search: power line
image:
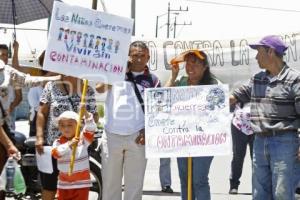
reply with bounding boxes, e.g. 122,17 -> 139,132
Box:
0,27 -> 47,32
187,0 -> 300,13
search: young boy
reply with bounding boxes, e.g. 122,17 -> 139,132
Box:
51,109 -> 96,200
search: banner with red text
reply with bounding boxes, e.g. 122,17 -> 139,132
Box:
43,1 -> 133,84
145,85 -> 231,158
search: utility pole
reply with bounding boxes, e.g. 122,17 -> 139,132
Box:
92,0 -> 97,10
131,0 -> 136,36
173,17 -> 176,38
167,2 -> 170,38
167,2 -> 188,38
174,20 -> 192,38
155,16 -> 159,38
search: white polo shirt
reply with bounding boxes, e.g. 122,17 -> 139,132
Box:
104,71 -> 160,135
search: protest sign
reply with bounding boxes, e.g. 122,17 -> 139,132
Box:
43,1 -> 133,84
145,85 -> 231,158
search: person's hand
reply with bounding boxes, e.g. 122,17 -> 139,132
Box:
95,83 -> 112,93
171,63 -> 180,80
135,129 -> 145,145
80,103 -> 92,119
68,137 -> 79,148
35,137 -> 44,155
13,40 -> 19,52
7,144 -> 20,160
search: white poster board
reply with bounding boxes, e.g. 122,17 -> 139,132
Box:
43,1 -> 133,84
145,85 -> 231,158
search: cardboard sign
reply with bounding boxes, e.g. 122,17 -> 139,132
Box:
145,85 -> 231,158
44,1 -> 133,84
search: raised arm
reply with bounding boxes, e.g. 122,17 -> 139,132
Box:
5,65 -> 61,89
95,83 -> 112,93
165,63 -> 179,87
12,41 -> 32,74
7,88 -> 22,115
231,78 -> 253,105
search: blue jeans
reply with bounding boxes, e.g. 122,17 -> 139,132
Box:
230,124 -> 254,189
159,158 -> 171,188
252,132 -> 300,200
177,156 -> 213,200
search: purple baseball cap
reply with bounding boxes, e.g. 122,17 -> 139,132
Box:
249,35 -> 288,55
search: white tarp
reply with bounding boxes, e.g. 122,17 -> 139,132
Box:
136,33 -> 300,89
43,1 -> 133,84
145,85 -> 231,158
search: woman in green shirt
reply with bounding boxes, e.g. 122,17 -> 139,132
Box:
166,49 -> 217,200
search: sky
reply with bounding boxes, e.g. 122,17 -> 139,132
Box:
1,0 -> 300,58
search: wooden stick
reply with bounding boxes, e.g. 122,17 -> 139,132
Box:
187,157 -> 192,200
68,79 -> 88,175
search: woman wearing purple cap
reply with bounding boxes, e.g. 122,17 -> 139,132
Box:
230,35 -> 300,200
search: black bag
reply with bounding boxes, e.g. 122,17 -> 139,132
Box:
0,102 -> 15,144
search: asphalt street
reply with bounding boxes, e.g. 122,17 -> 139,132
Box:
14,120 -> 299,200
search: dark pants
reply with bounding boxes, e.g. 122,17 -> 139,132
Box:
0,143 -> 7,200
29,111 -> 37,137
230,124 -> 254,189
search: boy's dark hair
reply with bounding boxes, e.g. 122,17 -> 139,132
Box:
0,44 -> 8,51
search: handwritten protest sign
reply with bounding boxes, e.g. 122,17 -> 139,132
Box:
43,1 -> 133,84
145,85 -> 231,158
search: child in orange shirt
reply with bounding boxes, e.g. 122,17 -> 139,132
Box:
52,108 -> 96,200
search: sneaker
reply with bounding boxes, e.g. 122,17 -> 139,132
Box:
229,188 -> 238,194
162,186 -> 174,193
295,187 -> 300,194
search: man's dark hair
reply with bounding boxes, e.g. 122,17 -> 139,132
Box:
0,44 -> 8,51
129,41 -> 149,55
263,46 -> 284,59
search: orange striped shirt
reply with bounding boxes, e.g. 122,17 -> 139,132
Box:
52,118 -> 96,189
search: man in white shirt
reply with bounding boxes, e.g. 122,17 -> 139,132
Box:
96,41 -> 160,200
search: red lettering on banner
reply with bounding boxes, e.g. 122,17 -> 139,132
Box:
155,133 -> 227,149
47,52 -> 124,75
50,51 -> 57,61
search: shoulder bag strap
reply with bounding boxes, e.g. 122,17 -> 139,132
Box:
126,72 -> 145,113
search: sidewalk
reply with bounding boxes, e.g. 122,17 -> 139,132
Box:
15,120 -> 300,200
15,120 -> 252,200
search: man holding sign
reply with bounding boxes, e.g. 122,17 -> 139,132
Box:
96,41 -> 160,200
